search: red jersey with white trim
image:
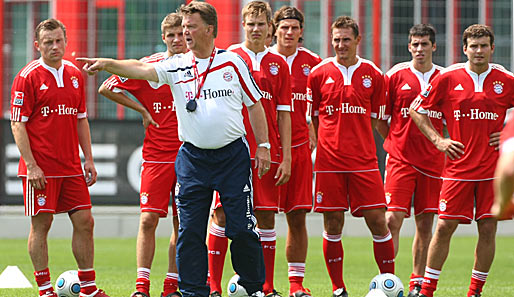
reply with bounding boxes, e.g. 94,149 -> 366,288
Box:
229,44 -> 292,162
102,52 -> 180,162
272,46 -> 322,147
308,57 -> 386,171
412,62 -> 514,180
384,62 -> 444,175
10,58 -> 86,177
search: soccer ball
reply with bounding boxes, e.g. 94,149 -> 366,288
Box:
55,270 -> 81,297
227,274 -> 248,297
369,273 -> 404,297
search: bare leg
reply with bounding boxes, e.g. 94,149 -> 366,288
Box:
412,213 -> 435,276
68,209 -> 95,269
285,210 -> 308,263
28,213 -> 54,270
136,212 -> 160,269
425,218 -> 459,270
168,215 -> 180,274
386,211 -> 405,256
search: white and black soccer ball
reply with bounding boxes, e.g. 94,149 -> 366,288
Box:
369,273 -> 404,297
227,274 -> 248,297
55,270 -> 81,297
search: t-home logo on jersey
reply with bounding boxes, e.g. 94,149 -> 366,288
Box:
454,109 -> 499,121
41,104 -> 78,117
202,88 -> 234,100
400,107 -> 442,119
326,103 -> 366,115
153,101 -> 176,113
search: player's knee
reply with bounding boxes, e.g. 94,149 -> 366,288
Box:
386,213 -> 403,233
139,214 -> 159,232
212,208 -> 226,226
323,213 -> 344,234
478,218 -> 497,239
435,219 -> 458,237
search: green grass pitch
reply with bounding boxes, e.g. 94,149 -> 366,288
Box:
1,236 -> 513,297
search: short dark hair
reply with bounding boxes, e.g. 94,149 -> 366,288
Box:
462,24 -> 494,47
179,1 -> 218,37
273,6 -> 304,28
161,13 -> 182,33
408,24 -> 436,45
35,18 -> 66,42
273,6 -> 304,43
242,1 -> 272,24
331,16 -> 359,38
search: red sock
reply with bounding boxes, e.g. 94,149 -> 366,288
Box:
78,268 -> 98,296
468,270 -> 488,296
34,268 -> 53,296
322,232 -> 345,291
135,267 -> 150,294
258,228 -> 276,294
372,231 -> 395,274
163,272 -> 179,296
288,263 -> 306,295
420,267 -> 440,297
409,273 -> 423,291
208,223 -> 228,293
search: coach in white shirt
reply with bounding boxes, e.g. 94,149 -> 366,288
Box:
78,2 -> 271,297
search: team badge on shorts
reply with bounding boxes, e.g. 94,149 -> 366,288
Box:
302,64 -> 311,76
439,199 -> 447,212
362,75 -> 372,88
316,191 -> 323,203
269,62 -> 279,76
140,192 -> 149,205
223,71 -> 233,82
70,76 -> 79,89
385,192 -> 392,204
37,194 -> 47,206
493,81 -> 504,94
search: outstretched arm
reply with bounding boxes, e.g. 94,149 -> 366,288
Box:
77,58 -> 159,82
409,107 -> 464,160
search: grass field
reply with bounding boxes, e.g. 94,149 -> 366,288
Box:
1,236 -> 513,297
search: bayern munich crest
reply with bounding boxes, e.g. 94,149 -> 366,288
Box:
223,71 -> 233,82
439,199 -> 447,212
385,192 -> 392,204
302,64 -> 311,76
71,76 -> 79,89
362,75 -> 372,88
493,81 -> 504,94
37,194 -> 47,206
269,62 -> 279,76
140,192 -> 149,205
316,191 -> 323,203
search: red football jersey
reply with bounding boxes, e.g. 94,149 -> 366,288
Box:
229,44 -> 292,162
384,62 -> 444,175
10,59 -> 86,177
308,57 -> 386,171
102,52 -> 181,162
412,63 -> 514,180
272,46 -> 322,147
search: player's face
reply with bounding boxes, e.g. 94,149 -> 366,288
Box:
182,12 -> 213,53
35,28 -> 67,68
162,26 -> 187,56
464,36 -> 494,69
408,35 -> 435,65
243,13 -> 269,45
332,27 -> 361,65
275,19 -> 303,49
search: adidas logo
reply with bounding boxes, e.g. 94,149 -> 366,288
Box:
40,84 -> 48,90
454,84 -> 464,90
325,77 -> 335,84
243,184 -> 250,192
401,83 -> 411,90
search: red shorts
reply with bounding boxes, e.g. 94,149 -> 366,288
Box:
438,179 -> 494,224
314,170 -> 386,217
140,162 -> 177,217
252,162 -> 280,211
22,176 -> 91,216
384,156 -> 441,217
279,142 -> 313,213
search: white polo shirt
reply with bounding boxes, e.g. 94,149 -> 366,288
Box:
153,49 -> 263,149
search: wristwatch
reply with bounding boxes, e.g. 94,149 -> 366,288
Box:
257,142 -> 271,149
